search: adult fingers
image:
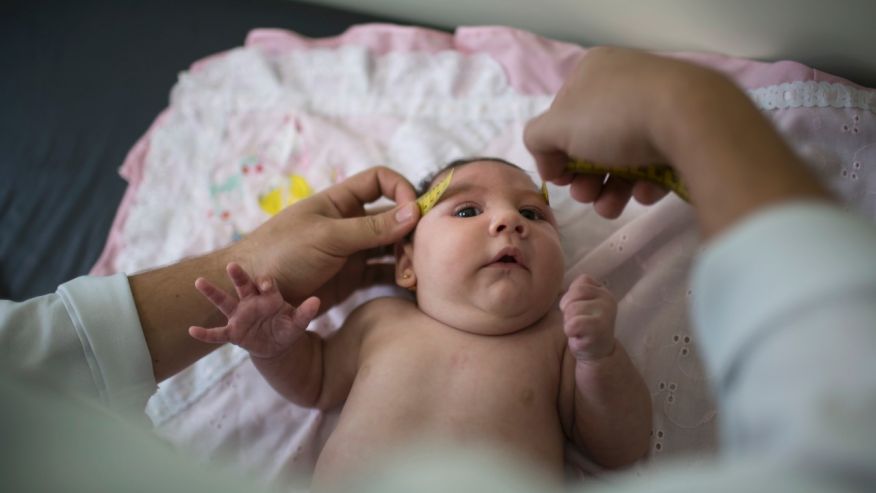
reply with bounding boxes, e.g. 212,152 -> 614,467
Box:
632,181 -> 670,205
568,174 -> 605,204
321,166 -> 418,218
524,112 -> 573,183
593,176 -> 634,220
328,202 -> 420,255
565,172 -> 669,212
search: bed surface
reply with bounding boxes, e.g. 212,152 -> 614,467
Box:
0,0 -> 410,300
4,0 -> 874,301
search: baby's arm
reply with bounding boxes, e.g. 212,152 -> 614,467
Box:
559,274 -> 652,468
189,262 -> 366,410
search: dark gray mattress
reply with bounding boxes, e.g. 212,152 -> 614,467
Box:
1,0 -> 419,300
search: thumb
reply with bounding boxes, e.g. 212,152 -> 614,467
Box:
332,201 -> 420,253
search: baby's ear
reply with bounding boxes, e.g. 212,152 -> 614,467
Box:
394,241 -> 417,290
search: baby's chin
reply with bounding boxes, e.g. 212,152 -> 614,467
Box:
418,295 -> 554,336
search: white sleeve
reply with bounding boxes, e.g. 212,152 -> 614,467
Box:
691,202 -> 876,476
0,273 -> 156,416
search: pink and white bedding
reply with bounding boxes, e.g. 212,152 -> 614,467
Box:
91,24 -> 876,488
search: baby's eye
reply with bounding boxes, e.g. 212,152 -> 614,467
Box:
520,207 -> 545,221
454,206 -> 481,218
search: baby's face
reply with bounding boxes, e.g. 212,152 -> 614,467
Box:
397,161 -> 565,335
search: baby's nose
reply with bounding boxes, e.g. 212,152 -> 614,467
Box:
490,212 -> 527,237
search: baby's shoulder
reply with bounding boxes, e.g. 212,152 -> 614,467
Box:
361,295 -> 417,310
346,297 -> 421,344
350,296 -> 418,323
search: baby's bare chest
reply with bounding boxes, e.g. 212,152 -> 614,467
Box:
316,314 -> 570,483
346,317 -> 566,429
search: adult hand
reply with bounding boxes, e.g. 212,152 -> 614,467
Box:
231,166 -> 420,311
524,47 -> 711,218
524,47 -> 828,230
131,166 -> 419,381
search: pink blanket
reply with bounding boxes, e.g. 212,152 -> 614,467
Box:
92,24 -> 876,488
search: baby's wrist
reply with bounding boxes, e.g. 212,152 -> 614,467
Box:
573,337 -> 617,363
247,343 -> 297,363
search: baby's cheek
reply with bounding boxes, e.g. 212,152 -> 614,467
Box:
544,248 -> 566,292
416,260 -> 465,301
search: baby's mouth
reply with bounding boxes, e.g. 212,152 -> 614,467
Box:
486,247 -> 528,270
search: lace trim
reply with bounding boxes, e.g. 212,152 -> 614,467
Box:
748,81 -> 876,113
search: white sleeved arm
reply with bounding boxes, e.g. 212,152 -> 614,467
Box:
691,203 -> 876,478
0,273 -> 156,416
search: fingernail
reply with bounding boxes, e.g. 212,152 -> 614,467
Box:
394,202 -> 415,224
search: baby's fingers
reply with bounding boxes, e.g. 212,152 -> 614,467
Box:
195,277 -> 237,317
562,297 -> 616,333
568,334 -> 615,362
568,335 -> 594,358
296,296 -> 321,325
563,306 -> 604,337
274,297 -> 321,346
188,325 -> 232,345
560,274 -> 608,311
227,262 -> 259,299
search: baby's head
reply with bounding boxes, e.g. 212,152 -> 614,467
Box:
395,158 -> 565,336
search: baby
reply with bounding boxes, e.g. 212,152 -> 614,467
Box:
189,158 -> 652,488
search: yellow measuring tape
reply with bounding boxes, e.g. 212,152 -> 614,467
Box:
416,168 -> 455,216
414,160 -> 687,216
565,160 -> 690,202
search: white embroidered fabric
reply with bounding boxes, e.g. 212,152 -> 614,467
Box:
748,81 -> 876,112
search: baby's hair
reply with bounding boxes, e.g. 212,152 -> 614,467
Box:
416,157 -> 522,196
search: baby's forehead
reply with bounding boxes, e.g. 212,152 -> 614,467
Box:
430,160 -> 540,191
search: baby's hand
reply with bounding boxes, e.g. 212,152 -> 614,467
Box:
560,274 -> 617,361
189,262 -> 321,359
